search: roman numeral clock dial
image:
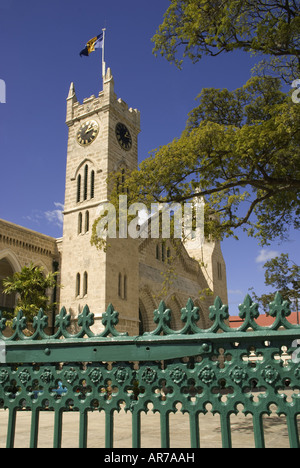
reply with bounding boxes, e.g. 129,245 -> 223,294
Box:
76,120 -> 99,146
116,122 -> 132,151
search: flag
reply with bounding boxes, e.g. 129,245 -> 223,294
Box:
80,32 -> 104,57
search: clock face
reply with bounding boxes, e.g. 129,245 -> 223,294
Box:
116,123 -> 132,151
77,120 -> 99,146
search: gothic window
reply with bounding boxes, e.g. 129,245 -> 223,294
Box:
123,275 -> 127,300
162,243 -> 166,263
167,248 -> 171,262
76,164 -> 95,203
156,243 -> 170,262
139,309 -> 144,336
217,262 -> 222,280
83,272 -> 88,296
117,273 -> 127,299
0,258 -> 17,312
84,165 -> 88,201
78,212 -> 83,235
117,168 -> 129,195
118,273 -> 122,298
90,171 -> 95,199
156,244 -> 160,260
77,175 -> 81,203
76,273 -> 81,297
85,211 -> 89,233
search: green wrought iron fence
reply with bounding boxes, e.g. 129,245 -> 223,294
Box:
0,292 -> 300,448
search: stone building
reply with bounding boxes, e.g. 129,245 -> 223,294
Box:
0,220 -> 59,319
0,70 -> 228,335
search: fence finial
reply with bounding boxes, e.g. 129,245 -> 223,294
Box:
100,303 -> 128,337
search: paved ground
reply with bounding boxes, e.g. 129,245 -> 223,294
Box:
0,406 -> 296,448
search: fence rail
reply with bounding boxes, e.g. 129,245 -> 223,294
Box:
0,293 -> 300,448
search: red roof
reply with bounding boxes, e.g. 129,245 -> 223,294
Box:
229,311 -> 300,328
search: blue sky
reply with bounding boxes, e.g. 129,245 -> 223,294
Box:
0,0 -> 299,315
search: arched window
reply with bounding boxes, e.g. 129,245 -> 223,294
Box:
78,212 -> 82,235
217,262 -> 222,280
83,272 -> 88,296
85,211 -> 89,233
117,168 -> 127,195
156,244 -> 160,260
162,243 -> 165,262
121,169 -> 125,190
139,309 -> 144,335
123,275 -> 127,300
84,165 -> 88,201
0,257 -> 17,312
76,273 -> 81,297
167,248 -> 171,262
77,175 -> 81,203
118,273 -> 122,298
90,171 -> 95,199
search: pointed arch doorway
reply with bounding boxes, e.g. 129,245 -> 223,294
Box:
0,252 -> 21,315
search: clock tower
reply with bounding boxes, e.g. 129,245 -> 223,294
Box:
59,69 -> 141,334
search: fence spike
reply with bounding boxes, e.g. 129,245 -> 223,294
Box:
238,295 -> 260,331
53,306 -> 72,338
208,296 -> 230,332
146,301 -> 173,336
32,309 -> 49,339
100,303 -> 128,337
77,305 -> 95,338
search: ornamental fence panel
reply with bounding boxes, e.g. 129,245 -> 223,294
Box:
0,293 -> 300,448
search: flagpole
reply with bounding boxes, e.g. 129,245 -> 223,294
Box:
102,28 -> 106,86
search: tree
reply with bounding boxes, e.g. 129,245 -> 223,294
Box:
94,76 -> 300,246
153,0 -> 300,83
2,263 -> 58,322
91,1 -> 300,248
250,253 -> 300,312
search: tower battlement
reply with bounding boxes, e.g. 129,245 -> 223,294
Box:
66,69 -> 140,131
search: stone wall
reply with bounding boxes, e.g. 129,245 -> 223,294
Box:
0,219 -> 60,313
